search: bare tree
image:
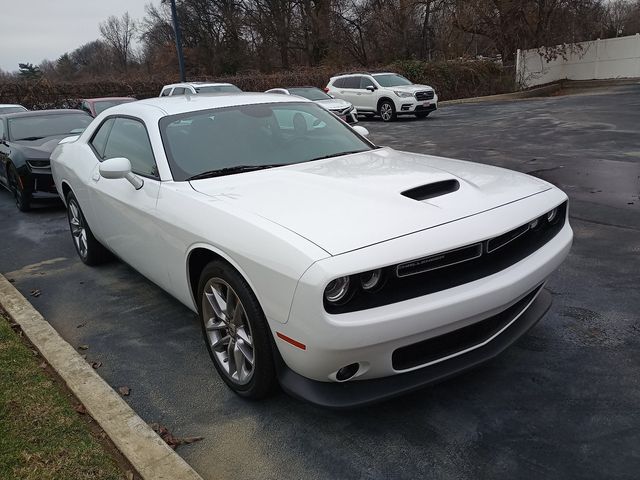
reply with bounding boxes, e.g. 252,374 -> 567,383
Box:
99,12 -> 137,73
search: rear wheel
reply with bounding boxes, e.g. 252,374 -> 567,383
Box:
378,100 -> 396,122
65,191 -> 110,265
198,260 -> 276,399
8,166 -> 31,212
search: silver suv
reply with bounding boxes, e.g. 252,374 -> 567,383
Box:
325,72 -> 438,122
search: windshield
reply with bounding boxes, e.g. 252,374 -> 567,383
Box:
195,85 -> 242,93
372,74 -> 413,87
288,87 -> 331,101
94,99 -> 135,115
8,113 -> 92,141
160,102 -> 374,181
0,106 -> 27,114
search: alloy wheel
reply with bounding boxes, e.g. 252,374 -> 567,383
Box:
202,278 -> 255,385
380,103 -> 393,121
68,200 -> 88,259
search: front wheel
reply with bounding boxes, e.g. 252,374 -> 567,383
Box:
8,166 -> 31,212
198,260 -> 276,399
378,100 -> 397,122
65,191 -> 110,265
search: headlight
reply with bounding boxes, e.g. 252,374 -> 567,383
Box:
547,207 -> 559,223
324,277 -> 351,303
394,91 -> 414,98
26,159 -> 50,168
360,269 -> 382,291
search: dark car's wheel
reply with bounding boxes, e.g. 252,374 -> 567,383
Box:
415,112 -> 430,119
8,166 -> 31,212
198,260 -> 276,399
65,191 -> 110,265
378,100 -> 397,122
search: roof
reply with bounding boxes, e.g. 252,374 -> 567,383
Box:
0,104 -> 26,108
162,82 -> 236,89
127,93 -> 310,116
83,97 -> 136,102
0,109 -> 88,119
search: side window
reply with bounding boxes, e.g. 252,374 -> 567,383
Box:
103,118 -> 159,178
171,87 -> 186,96
0,121 -> 4,140
160,88 -> 172,97
343,76 -> 361,89
333,78 -> 345,88
80,101 -> 92,114
90,118 -> 115,158
360,77 -> 375,89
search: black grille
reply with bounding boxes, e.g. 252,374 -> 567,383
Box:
392,285 -> 543,370
415,91 -> 435,101
325,202 -> 567,314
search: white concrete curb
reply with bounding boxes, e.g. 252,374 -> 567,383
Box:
0,273 -> 204,480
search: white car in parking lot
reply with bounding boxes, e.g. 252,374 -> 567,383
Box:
265,87 -> 358,124
51,93 -> 572,407
160,81 -> 241,96
326,72 -> 438,121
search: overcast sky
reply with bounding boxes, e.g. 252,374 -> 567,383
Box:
1,1 -> 159,72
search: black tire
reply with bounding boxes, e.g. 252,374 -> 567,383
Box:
378,100 -> 397,122
65,191 -> 110,265
415,112 -> 430,119
8,166 -> 31,212
198,260 -> 277,399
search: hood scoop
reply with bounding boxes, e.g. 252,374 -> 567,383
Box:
402,179 -> 460,201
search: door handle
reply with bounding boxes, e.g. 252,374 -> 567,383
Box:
91,166 -> 100,182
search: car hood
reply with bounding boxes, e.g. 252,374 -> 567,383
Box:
190,148 -> 551,255
390,84 -> 434,93
314,98 -> 352,111
13,136 -> 67,159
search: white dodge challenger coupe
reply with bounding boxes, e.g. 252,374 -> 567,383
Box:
51,93 -> 572,407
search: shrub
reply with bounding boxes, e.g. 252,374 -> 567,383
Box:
0,61 -> 514,109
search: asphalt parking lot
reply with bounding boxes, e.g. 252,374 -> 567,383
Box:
1,85 -> 639,479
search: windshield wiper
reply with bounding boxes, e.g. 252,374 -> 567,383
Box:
186,164 -> 284,181
307,149 -> 369,162
16,136 -> 44,141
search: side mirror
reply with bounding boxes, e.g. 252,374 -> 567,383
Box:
99,157 -> 143,190
352,125 -> 369,137
366,85 -> 376,92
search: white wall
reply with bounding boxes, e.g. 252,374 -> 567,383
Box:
516,34 -> 640,88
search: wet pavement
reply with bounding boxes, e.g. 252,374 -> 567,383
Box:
1,85 -> 639,479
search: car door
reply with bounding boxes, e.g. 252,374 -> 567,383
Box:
87,116 -> 168,287
358,76 -> 378,111
336,77 -> 361,108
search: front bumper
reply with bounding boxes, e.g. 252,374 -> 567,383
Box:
394,92 -> 438,114
277,287 -> 552,408
269,189 -> 571,405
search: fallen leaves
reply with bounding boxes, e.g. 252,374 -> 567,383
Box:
78,345 -> 89,351
76,322 -> 87,328
91,361 -> 102,369
74,404 -> 87,415
29,289 -> 41,297
118,386 -> 131,396
149,423 -> 203,450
